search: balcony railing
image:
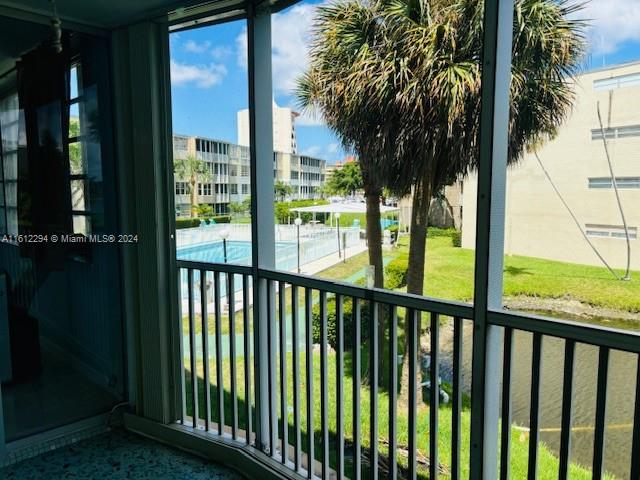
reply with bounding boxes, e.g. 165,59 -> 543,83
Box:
175,259 -> 640,479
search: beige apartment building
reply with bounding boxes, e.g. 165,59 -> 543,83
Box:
462,62 -> 640,270
237,101 -> 298,154
173,134 -> 326,216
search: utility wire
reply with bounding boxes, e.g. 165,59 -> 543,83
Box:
534,152 -> 623,281
597,102 -> 632,280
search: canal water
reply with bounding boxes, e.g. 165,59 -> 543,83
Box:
440,315 -> 639,479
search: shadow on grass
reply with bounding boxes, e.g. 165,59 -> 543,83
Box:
184,366 -> 438,480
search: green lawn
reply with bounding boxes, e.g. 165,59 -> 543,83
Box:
185,350 -> 608,479
393,232 -> 640,313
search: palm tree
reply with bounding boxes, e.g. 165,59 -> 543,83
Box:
301,0 -> 585,398
379,0 -> 585,298
374,0 -> 584,400
174,155 -> 212,218
297,0 -> 411,291
297,1 -> 415,385
274,180 -> 293,202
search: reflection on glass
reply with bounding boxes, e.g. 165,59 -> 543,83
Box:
72,214 -> 90,235
0,94 -> 19,235
70,179 -> 86,211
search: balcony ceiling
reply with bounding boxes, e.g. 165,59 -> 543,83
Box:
0,0 -> 259,29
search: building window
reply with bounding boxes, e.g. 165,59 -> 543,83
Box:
241,165 -> 249,176
594,72 -> 640,91
591,125 -> 640,140
589,177 -> 640,189
291,171 -> 298,180
585,224 -> 638,240
175,182 -> 188,195
198,183 -> 212,196
230,166 -> 238,176
231,184 -> 238,194
241,184 -> 249,195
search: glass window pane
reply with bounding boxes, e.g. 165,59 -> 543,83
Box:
70,65 -> 79,100
71,179 -> 87,211
69,104 -> 80,138
72,214 -> 90,235
69,141 -> 85,174
170,19 -> 251,265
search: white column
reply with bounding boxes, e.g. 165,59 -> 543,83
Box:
469,0 -> 514,478
247,5 -> 275,452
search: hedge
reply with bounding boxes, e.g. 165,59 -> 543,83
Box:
312,297 -> 369,350
175,215 -> 231,229
207,215 -> 231,224
452,230 -> 462,247
385,254 -> 409,290
175,218 -> 200,229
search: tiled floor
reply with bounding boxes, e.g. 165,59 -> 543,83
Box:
1,429 -> 244,480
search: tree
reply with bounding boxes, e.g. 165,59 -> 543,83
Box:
376,0 -> 585,301
380,0 -> 584,399
326,161 -> 363,196
301,0 -> 585,397
229,201 -> 247,219
297,1 -> 414,386
274,180 -> 293,202
195,203 -> 213,218
174,156 -> 212,218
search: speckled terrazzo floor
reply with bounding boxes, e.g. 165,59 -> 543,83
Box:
1,429 -> 245,479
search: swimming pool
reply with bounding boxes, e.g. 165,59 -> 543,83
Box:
177,240 -> 294,266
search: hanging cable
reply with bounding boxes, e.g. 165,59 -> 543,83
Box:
597,102 -> 632,280
534,152 -> 624,281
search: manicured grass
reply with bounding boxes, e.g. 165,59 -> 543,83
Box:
185,350 -> 607,479
394,232 -> 640,312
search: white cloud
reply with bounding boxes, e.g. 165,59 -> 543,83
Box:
294,108 -> 325,126
211,45 -> 232,59
184,39 -> 211,53
170,60 -> 227,88
575,0 -> 640,55
235,2 -> 325,95
236,29 -> 248,68
327,143 -> 339,154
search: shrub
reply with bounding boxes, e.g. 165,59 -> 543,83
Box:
312,297 -> 369,350
452,229 -> 462,247
210,215 -> 231,224
175,218 -> 200,229
427,227 -> 457,238
385,255 -> 409,290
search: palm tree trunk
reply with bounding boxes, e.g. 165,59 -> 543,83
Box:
400,174 -> 432,403
406,176 -> 432,295
190,176 -> 197,218
365,190 -> 384,289
364,187 -> 387,386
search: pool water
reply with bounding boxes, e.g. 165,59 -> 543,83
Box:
177,240 -> 294,266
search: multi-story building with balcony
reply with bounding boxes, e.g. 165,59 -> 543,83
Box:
274,152 -> 326,200
173,135 -> 326,216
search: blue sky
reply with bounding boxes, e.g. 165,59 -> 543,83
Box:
169,0 -> 640,166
